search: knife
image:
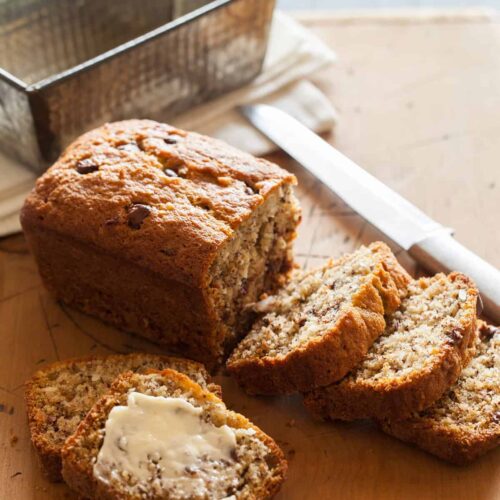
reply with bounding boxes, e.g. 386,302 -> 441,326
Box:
240,104 -> 500,323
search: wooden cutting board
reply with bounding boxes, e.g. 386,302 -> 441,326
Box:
1,9 -> 499,500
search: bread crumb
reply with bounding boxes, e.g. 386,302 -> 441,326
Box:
9,434 -> 18,447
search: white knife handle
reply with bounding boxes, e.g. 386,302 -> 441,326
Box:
409,233 -> 500,324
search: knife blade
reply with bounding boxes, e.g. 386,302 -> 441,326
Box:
240,104 -> 500,323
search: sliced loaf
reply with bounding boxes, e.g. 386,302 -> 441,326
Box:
226,242 -> 410,395
304,272 -> 478,420
25,353 -> 218,481
61,369 -> 287,499
380,321 -> 499,464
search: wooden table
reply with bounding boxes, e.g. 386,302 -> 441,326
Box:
1,9 -> 499,500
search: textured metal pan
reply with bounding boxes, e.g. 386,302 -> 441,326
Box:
0,0 -> 275,170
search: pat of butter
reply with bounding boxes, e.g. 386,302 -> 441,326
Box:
94,392 -> 237,492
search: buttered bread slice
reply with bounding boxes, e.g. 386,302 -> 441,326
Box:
25,353 -> 218,481
304,273 -> 478,421
61,369 -> 287,500
227,242 -> 410,395
381,321 -> 499,464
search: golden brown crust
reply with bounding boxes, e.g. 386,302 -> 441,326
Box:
379,417 -> 499,465
304,273 -> 478,421
21,119 -> 295,288
25,353 -> 218,482
61,369 -> 287,500
227,243 -> 411,395
370,242 -> 411,305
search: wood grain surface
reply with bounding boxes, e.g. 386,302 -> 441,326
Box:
1,10 -> 499,500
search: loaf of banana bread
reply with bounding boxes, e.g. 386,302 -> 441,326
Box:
21,120 -> 301,367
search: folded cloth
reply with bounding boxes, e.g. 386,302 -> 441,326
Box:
0,11 -> 336,237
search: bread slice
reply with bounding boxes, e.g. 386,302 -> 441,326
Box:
304,272 -> 478,420
25,353 -> 219,482
226,242 -> 411,395
380,321 -> 499,464
61,369 -> 287,499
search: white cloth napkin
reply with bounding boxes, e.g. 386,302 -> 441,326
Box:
0,12 -> 336,237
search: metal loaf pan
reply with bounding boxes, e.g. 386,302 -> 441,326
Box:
0,0 -> 275,171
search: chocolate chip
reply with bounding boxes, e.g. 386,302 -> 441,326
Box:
244,183 -> 257,195
127,204 -> 151,229
476,294 -> 484,316
264,453 -> 280,469
478,322 -> 498,340
448,328 -> 462,344
163,158 -> 188,177
163,168 -> 178,178
184,465 -> 197,475
76,159 -> 98,174
493,412 -> 500,424
163,137 -> 178,145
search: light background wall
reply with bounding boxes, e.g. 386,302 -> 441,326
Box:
277,0 -> 500,9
